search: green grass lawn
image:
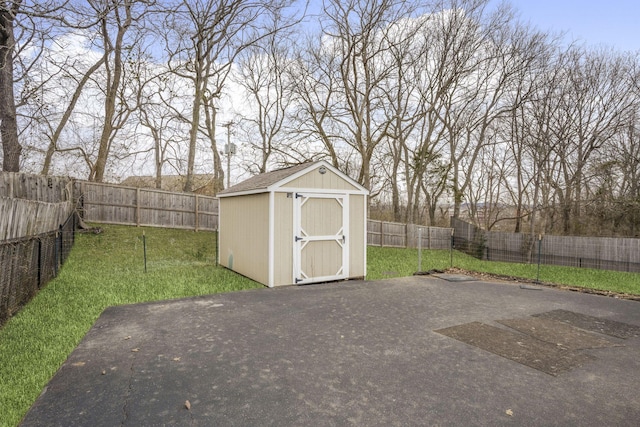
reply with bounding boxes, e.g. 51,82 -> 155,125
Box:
1,225 -> 639,426
367,246 -> 640,295
0,226 -> 260,427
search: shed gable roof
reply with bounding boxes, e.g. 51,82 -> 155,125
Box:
218,160 -> 367,196
218,162 -> 312,195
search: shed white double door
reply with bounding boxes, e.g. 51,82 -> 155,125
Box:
293,192 -> 349,284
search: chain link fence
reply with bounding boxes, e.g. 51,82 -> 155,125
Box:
0,212 -> 78,326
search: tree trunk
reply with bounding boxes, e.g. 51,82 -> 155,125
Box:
153,128 -> 162,189
184,92 -> 200,192
0,2 -> 21,172
41,56 -> 106,175
184,34 -> 205,193
203,94 -> 225,194
93,2 -> 132,182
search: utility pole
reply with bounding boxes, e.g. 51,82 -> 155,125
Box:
221,122 -> 235,188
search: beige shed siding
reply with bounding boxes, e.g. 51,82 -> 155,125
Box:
219,193 -> 269,284
273,192 -> 293,286
219,161 -> 367,287
349,194 -> 366,278
282,168 -> 360,191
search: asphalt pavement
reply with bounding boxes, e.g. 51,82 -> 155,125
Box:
20,275 -> 640,426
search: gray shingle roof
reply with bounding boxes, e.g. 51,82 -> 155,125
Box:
218,162 -> 316,195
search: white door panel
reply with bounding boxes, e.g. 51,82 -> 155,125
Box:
293,193 -> 349,284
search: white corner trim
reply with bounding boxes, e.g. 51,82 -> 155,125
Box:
268,191 -> 275,288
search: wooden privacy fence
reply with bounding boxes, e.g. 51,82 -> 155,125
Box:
0,172 -> 72,202
0,173 -> 74,240
367,220 -> 407,247
0,198 -> 73,240
367,220 -> 453,249
451,218 -> 640,273
538,235 -> 640,272
0,171 -> 77,325
77,181 -> 452,247
76,181 -> 218,231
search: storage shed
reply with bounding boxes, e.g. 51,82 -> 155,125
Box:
217,161 -> 368,287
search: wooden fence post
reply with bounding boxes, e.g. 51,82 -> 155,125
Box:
135,187 -> 141,227
195,194 -> 199,232
405,223 -> 408,248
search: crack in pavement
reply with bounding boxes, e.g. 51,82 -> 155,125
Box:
121,350 -> 138,426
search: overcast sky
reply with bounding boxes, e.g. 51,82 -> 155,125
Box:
499,0 -> 639,52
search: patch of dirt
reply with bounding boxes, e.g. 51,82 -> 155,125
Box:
444,267 -> 640,302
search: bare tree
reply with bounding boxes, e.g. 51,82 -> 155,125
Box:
27,0 -> 156,180
137,66 -> 190,188
164,0 -> 293,193
544,47 -> 637,233
233,11 -> 297,174
473,21 -> 552,233
0,1 -> 22,171
287,34 -> 343,167
574,61 -> 640,236
1,1 -> 66,171
2,1 -> 110,173
377,14 -> 430,222
611,119 -> 640,235
289,0 -> 418,195
39,52 -> 107,175
89,0 -> 150,182
324,0 -> 413,190
435,1 -> 536,219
